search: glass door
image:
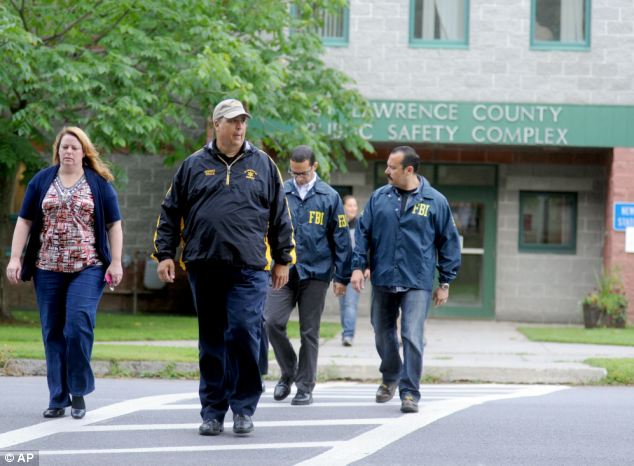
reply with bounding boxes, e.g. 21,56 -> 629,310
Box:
430,186 -> 496,319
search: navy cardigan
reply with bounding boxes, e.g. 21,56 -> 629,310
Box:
18,165 -> 122,281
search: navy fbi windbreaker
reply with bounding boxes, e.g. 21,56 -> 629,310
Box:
352,176 -> 461,291
285,177 -> 352,284
153,141 -> 295,270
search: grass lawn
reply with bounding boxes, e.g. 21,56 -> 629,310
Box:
518,325 -> 634,384
3,310 -> 200,341
517,326 -> 634,347
0,310 -> 341,363
1,341 -> 199,362
586,358 -> 634,385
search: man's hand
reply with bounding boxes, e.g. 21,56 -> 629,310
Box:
433,287 -> 449,306
351,269 -> 370,293
157,259 -> 176,283
272,264 -> 289,289
333,282 -> 346,297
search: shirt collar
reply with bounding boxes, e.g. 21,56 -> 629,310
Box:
293,173 -> 318,199
293,172 -> 317,193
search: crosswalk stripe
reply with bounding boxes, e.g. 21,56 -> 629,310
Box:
68,418 -> 393,432
39,441 -> 343,456
260,394 -> 509,400
0,392 -> 195,449
295,385 -> 570,466
152,402 -> 403,409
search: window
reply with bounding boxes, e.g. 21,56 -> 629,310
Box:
331,185 -> 353,198
318,7 -> 349,46
291,4 -> 349,47
531,0 -> 590,49
410,0 -> 469,48
437,165 -> 496,187
519,192 -> 577,253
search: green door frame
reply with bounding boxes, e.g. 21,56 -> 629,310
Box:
430,185 -> 497,319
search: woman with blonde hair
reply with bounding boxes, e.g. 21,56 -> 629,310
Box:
6,126 -> 123,419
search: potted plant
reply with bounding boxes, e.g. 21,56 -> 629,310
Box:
602,292 -> 628,328
582,268 -> 629,329
581,292 -> 602,329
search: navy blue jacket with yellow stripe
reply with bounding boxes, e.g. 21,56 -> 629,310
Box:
352,176 -> 461,291
153,141 -> 295,270
285,177 -> 351,284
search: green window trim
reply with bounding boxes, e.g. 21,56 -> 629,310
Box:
519,191 -> 578,254
290,4 -> 349,47
321,7 -> 350,47
530,0 -> 591,51
408,0 -> 470,49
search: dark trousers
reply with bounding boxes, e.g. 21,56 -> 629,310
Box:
187,264 -> 268,422
33,266 -> 105,408
259,317 -> 269,376
264,269 -> 329,393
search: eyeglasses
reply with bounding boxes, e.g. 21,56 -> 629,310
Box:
288,168 -> 313,177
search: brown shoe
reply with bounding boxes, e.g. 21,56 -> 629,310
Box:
375,382 -> 397,403
400,394 -> 419,413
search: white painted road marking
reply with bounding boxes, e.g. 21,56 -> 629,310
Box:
39,442 -> 342,456
0,392 -> 195,449
295,385 -> 569,466
69,418 -> 393,432
0,383 -> 569,465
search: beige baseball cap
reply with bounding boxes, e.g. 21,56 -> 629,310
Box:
212,99 -> 251,121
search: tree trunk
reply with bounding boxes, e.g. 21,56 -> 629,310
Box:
0,168 -> 18,321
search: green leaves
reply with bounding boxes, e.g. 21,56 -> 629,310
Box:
1,0 -> 371,173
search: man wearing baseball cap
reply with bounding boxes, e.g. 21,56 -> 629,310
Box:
154,98 -> 295,436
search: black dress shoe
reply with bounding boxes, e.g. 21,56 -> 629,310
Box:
71,395 -> 86,419
273,377 -> 292,401
232,414 -> 253,435
199,419 -> 224,436
71,408 -> 86,419
43,408 -> 65,418
291,390 -> 313,405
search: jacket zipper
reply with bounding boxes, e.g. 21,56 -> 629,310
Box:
219,153 -> 245,186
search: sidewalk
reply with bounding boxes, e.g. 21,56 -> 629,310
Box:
6,318 -> 634,384
311,317 -> 634,384
100,317 -> 634,384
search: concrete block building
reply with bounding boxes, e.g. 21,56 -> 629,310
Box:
320,0 -> 634,323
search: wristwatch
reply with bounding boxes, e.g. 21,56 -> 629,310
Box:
439,283 -> 450,290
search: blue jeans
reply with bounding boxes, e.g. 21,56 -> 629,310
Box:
338,284 -> 360,339
34,266 -> 105,409
187,264 -> 268,422
371,287 -> 431,402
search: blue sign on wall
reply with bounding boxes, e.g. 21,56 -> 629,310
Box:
614,203 -> 634,231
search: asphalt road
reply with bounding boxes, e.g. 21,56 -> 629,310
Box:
1,377 -> 633,466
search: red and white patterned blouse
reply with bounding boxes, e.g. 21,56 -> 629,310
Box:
36,175 -> 103,272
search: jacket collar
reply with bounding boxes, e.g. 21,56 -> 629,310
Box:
384,175 -> 434,202
206,140 -> 253,158
284,175 -> 328,196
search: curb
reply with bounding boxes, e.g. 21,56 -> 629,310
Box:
2,358 -> 606,385
1,359 -> 199,378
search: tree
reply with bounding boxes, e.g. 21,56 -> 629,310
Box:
0,0 -> 373,319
